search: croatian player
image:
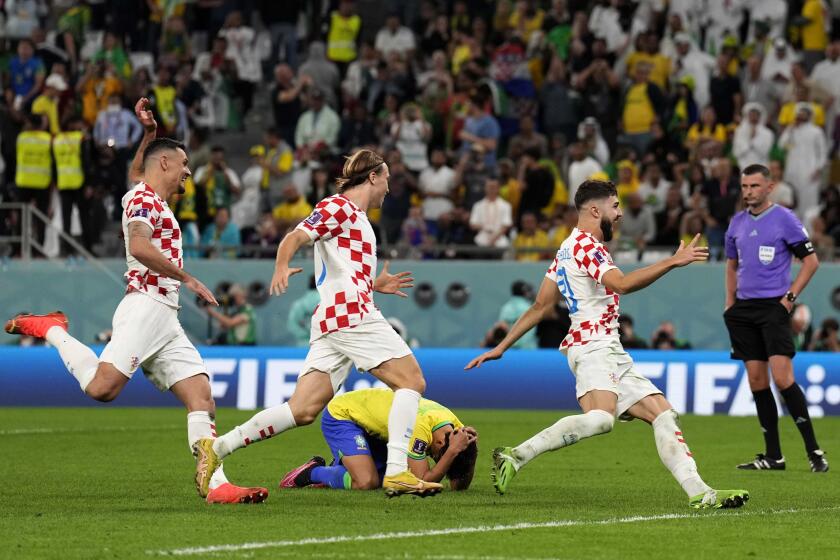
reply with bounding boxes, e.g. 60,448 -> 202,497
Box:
280,388 -> 478,491
466,179 -> 749,509
4,99 -> 266,504
194,149 -> 443,497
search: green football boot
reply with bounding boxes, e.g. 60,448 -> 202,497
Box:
689,488 -> 750,509
491,446 -> 521,495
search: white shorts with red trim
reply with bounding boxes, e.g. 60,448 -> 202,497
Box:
299,311 -> 412,392
564,338 -> 661,419
100,292 -> 205,391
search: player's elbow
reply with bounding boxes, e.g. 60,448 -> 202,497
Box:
606,281 -> 627,296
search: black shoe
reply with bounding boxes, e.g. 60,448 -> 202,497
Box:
736,453 -> 786,470
280,456 -> 326,488
808,450 -> 829,473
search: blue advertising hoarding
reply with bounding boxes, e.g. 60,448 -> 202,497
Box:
1,347 -> 839,416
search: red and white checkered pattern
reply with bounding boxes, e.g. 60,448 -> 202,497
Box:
121,183 -> 183,308
296,194 -> 377,338
546,228 -> 620,349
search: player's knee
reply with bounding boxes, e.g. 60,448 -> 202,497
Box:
86,384 -> 120,402
291,405 -> 320,426
584,409 -> 614,435
351,473 -> 380,490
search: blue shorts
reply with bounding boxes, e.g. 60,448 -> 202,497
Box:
321,409 -> 387,470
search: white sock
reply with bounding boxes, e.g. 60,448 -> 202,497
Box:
46,326 -> 99,392
385,388 -> 421,477
512,409 -> 614,468
652,409 -> 711,497
212,402 -> 296,460
187,410 -> 229,490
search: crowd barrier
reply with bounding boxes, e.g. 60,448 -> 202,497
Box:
1,347 -> 839,416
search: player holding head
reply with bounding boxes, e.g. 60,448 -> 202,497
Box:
194,149 -> 443,497
724,164 -> 826,472
280,388 -> 478,491
466,179 -> 749,509
5,98 -> 266,504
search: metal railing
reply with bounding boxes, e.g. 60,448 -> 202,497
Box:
0,202 -> 209,339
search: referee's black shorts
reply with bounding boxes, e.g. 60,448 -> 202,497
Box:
723,298 -> 795,361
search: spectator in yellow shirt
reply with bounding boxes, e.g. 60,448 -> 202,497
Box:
625,31 -> 671,91
513,212 -> 550,261
800,0 -> 828,71
32,74 -> 68,134
272,184 -> 313,236
685,106 -> 727,153
778,85 -> 826,128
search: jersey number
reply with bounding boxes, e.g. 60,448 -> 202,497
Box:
556,269 -> 578,313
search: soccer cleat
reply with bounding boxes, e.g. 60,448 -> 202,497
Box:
193,438 -> 221,498
736,453 -> 786,470
279,456 -> 326,488
491,446 -> 520,495
382,470 -> 442,497
206,482 -> 268,504
689,489 -> 749,509
5,311 -> 68,338
808,450 -> 829,473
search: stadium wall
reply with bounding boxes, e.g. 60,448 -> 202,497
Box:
2,260 -> 839,350
1,347 -> 839,416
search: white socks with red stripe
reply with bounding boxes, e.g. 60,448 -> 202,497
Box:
45,326 -> 99,392
212,402 -> 297,460
384,388 -> 422,477
652,409 -> 711,497
187,411 -> 229,491
512,409 -> 615,468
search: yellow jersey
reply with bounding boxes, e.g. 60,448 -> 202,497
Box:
32,95 -> 60,134
327,388 -> 463,460
272,198 -> 313,223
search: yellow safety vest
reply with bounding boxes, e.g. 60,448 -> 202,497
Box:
327,12 -> 360,63
16,131 -> 53,189
53,131 -> 85,190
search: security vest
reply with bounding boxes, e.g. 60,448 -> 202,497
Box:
15,131 -> 53,189
52,131 -> 85,190
327,12 -> 361,63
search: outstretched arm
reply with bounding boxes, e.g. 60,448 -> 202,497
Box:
128,98 -> 157,183
465,277 -> 560,370
127,222 -> 218,305
601,234 -> 709,296
269,229 -> 309,295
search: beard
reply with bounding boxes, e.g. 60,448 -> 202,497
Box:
600,217 -> 614,242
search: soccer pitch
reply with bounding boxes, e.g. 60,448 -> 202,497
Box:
1,408 -> 837,559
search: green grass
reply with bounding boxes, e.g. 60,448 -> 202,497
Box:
0,407 -> 837,559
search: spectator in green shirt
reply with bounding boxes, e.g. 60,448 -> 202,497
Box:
498,280 -> 538,349
206,284 -> 257,346
287,275 -> 321,347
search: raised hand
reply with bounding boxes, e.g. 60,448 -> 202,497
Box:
464,347 -> 503,370
374,260 -> 414,298
269,265 -> 303,296
134,97 -> 157,133
671,233 -> 709,267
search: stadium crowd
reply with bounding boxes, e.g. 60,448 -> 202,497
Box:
1,0 -> 839,262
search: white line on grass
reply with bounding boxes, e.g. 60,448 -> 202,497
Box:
0,425 -> 181,436
149,506 -> 840,557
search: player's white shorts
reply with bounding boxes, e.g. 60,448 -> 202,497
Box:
300,312 -> 412,392
99,292 -> 205,391
564,338 -> 662,419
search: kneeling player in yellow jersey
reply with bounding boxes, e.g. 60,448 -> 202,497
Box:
281,388 -> 478,493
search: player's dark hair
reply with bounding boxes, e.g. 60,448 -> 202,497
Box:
142,138 -> 186,164
441,430 -> 478,491
741,164 -> 770,179
336,149 -> 385,193
574,179 -> 618,210
210,145 -> 225,153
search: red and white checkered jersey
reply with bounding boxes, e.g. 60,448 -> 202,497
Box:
121,183 -> 183,308
296,194 -> 380,340
546,227 -> 620,350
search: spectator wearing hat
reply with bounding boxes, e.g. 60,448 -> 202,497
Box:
671,32 -> 715,110
577,117 -> 610,167
733,103 -> 775,170
779,103 -> 828,217
567,142 -> 603,202
32,73 -> 69,134
232,145 -> 266,240
761,38 -> 796,100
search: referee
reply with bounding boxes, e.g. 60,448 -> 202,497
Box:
723,164 -> 827,472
